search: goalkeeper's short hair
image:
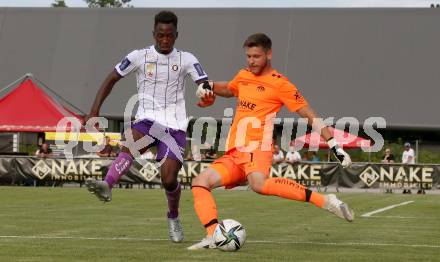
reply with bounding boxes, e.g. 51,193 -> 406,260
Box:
243,33 -> 272,52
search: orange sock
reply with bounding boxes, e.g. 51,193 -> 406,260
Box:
261,177 -> 325,208
192,186 -> 218,236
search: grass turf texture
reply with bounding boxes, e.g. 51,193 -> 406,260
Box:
0,187 -> 439,261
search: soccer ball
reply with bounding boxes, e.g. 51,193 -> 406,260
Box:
213,219 -> 246,251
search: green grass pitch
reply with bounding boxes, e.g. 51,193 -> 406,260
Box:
0,187 -> 439,261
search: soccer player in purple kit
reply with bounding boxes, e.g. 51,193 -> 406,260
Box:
83,11 -> 211,243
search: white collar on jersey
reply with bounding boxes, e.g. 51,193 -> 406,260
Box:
150,45 -> 177,57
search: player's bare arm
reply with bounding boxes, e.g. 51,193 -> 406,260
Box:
196,81 -> 235,107
84,70 -> 122,124
297,105 -> 351,167
296,106 -> 333,140
212,81 -> 235,97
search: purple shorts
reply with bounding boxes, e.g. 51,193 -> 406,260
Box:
131,119 -> 186,162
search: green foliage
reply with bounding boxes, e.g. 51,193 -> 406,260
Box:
19,143 -> 37,156
418,149 -> 440,164
51,0 -> 68,7
84,0 -> 132,7
321,140 -> 440,164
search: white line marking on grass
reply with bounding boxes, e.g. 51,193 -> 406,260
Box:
361,201 -> 414,217
0,235 -> 169,241
250,240 -> 440,249
364,215 -> 436,219
0,235 -> 439,249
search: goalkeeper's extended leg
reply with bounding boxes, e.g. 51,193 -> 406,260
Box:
248,172 -> 354,222
187,168 -> 225,250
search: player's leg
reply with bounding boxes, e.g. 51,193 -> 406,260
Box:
247,172 -> 325,207
155,128 -> 187,243
245,150 -> 354,222
188,154 -> 245,250
247,173 -> 354,222
159,158 -> 185,243
191,167 -> 224,233
85,121 -> 153,202
187,167 -> 223,250
160,158 -> 182,218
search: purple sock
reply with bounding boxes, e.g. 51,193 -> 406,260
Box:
166,183 -> 181,219
104,152 -> 133,189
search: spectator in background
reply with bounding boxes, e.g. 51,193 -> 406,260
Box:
204,146 -> 217,160
272,145 -> 285,164
285,146 -> 301,164
97,136 -> 116,157
184,150 -> 193,161
114,142 -> 123,156
402,142 -> 415,164
402,143 -> 414,193
193,145 -> 203,161
185,145 -> 202,161
35,143 -> 52,157
143,148 -> 156,160
310,152 -> 320,162
381,147 -> 395,163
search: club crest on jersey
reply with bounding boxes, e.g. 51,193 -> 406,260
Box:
146,63 -> 155,77
256,86 -> 265,92
294,91 -> 304,102
172,64 -> 179,71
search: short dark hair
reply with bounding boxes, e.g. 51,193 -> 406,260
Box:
154,11 -> 178,28
243,33 -> 272,52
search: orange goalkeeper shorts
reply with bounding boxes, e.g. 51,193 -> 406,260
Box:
210,148 -> 273,188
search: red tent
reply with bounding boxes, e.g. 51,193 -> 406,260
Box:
0,78 -> 82,132
293,127 -> 371,149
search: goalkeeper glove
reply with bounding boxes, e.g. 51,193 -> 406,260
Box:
327,138 -> 352,168
196,81 -> 214,99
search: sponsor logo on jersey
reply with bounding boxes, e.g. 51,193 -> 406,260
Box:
256,86 -> 265,92
172,64 -> 179,71
119,57 -> 131,71
238,99 -> 256,110
193,63 -> 205,76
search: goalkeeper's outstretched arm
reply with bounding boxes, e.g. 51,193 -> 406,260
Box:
211,81 -> 235,97
196,81 -> 235,107
297,106 -> 352,167
196,81 -> 234,99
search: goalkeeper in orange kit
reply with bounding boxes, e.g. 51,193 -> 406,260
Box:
188,33 -> 354,250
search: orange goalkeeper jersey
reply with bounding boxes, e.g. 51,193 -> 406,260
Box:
225,68 -> 308,152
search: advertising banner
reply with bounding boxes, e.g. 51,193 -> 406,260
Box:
0,157 -> 438,190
